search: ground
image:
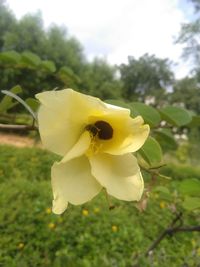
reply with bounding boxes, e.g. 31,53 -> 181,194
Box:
0,132 -> 40,147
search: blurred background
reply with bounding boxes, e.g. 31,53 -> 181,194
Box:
0,0 -> 200,266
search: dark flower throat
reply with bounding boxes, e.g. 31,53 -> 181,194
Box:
86,120 -> 113,140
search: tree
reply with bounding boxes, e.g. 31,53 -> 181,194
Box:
169,77 -> 200,114
79,58 -> 122,99
119,54 -> 174,103
2,13 -> 85,72
177,0 -> 200,70
3,12 -> 46,54
191,0 -> 200,10
0,3 -> 86,98
44,25 -> 85,72
0,0 -> 16,51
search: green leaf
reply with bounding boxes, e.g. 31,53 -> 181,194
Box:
0,85 -> 22,112
25,98 -> 40,112
8,85 -> 22,95
1,90 -> 36,120
154,186 -> 170,194
131,102 -> 161,127
154,186 -> 172,201
21,52 -> 41,67
58,67 -> 80,84
138,137 -> 163,166
188,115 -> 200,127
154,129 -> 178,151
0,51 -> 21,64
179,179 -> 200,197
182,197 -> 200,211
41,60 -> 56,73
159,106 -> 192,126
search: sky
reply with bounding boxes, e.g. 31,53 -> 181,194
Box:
6,0 -> 195,78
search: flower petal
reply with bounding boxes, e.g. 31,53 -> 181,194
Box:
36,89 -> 106,156
52,196 -> 68,215
51,156 -> 102,214
99,115 -> 150,155
111,116 -> 150,154
61,131 -> 91,163
90,153 -> 144,201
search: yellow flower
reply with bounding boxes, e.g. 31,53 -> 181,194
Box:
36,89 -> 149,214
94,207 -> 100,213
112,225 -> 118,232
18,243 -> 24,249
82,209 -> 89,216
45,208 -> 52,214
159,201 -> 166,209
48,222 -> 56,229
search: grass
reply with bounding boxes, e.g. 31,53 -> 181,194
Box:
0,145 -> 200,267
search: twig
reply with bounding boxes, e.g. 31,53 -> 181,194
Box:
167,225 -> 200,233
139,163 -> 170,181
103,188 -> 115,210
148,163 -> 167,170
0,123 -> 38,131
145,212 -> 200,256
145,212 -> 182,256
145,224 -> 200,256
132,212 -> 200,266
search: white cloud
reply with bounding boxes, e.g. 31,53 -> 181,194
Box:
6,0 -> 192,78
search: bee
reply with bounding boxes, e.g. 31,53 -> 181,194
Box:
85,120 -> 113,140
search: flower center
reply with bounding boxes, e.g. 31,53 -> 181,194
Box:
86,120 -> 113,140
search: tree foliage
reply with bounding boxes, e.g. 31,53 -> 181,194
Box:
0,0 -> 16,50
80,58 -> 122,99
169,77 -> 200,114
1,9 -> 85,72
177,0 -> 200,72
120,54 -> 174,102
0,1 -> 122,102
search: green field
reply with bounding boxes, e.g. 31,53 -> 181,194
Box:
0,145 -> 200,267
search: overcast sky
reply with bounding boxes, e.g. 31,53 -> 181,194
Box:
6,0 -> 195,78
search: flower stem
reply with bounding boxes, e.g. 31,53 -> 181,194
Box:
103,188 -> 115,210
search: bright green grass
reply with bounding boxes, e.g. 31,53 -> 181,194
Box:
0,145 -> 200,267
